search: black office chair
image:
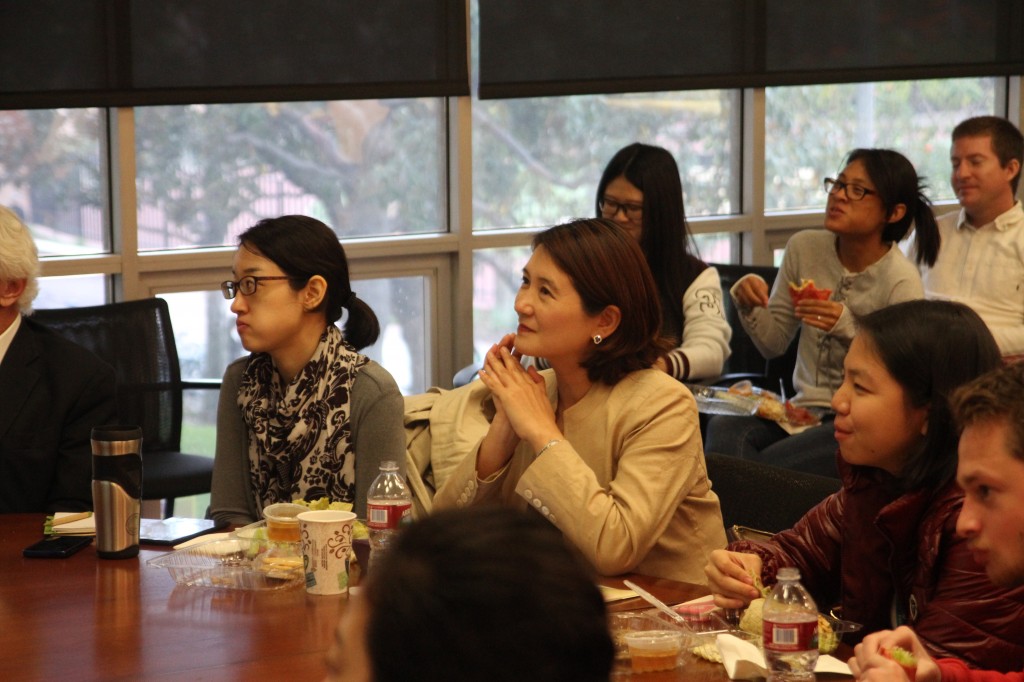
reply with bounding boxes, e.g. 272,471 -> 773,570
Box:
704,452 -> 840,538
33,298 -> 215,516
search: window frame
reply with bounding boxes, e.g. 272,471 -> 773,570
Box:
34,77 -> 1024,388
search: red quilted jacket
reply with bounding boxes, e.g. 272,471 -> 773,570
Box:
730,455 -> 1024,671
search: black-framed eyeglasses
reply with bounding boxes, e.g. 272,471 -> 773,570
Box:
823,177 -> 877,201
220,276 -> 300,299
598,197 -> 644,221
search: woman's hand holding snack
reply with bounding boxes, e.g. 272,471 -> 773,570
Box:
789,279 -> 840,331
796,299 -> 843,332
849,626 -> 939,682
704,550 -> 763,609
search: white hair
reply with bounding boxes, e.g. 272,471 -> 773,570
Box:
0,205 -> 40,314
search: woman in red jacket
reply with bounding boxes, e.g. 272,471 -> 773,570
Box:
704,300 -> 1024,670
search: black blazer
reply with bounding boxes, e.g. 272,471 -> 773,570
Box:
0,316 -> 117,513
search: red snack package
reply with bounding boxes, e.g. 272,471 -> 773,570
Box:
788,279 -> 832,305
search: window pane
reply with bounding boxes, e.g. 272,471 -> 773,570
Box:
0,109 -> 108,255
135,100 -> 446,250
472,246 -> 531,362
693,233 -> 734,265
34,275 -> 107,309
472,90 -> 741,230
765,78 -> 998,212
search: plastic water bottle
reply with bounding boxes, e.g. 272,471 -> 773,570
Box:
762,567 -> 819,682
365,460 -> 412,569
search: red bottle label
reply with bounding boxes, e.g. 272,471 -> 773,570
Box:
763,618 -> 817,652
366,502 -> 411,530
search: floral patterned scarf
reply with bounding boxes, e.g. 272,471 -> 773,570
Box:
238,325 -> 369,511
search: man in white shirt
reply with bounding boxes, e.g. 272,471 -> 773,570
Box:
918,116 -> 1024,357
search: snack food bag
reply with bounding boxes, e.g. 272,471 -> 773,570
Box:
789,279 -> 832,305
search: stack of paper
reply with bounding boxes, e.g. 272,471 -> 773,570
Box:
47,512 -> 96,535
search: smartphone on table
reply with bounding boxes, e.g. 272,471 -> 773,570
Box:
23,535 -> 94,558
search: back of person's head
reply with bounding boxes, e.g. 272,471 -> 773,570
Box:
0,205 -> 41,314
951,361 -> 1024,463
843,148 -> 940,267
237,215 -> 380,350
856,300 -> 1001,489
365,507 -> 614,682
952,115 -> 1024,194
595,143 -> 698,335
532,217 -> 670,384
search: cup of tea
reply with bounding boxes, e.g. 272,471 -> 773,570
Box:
262,503 -> 307,543
624,630 -> 685,673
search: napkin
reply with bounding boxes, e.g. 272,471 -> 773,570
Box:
48,512 -> 96,535
717,633 -> 851,679
599,585 -> 638,603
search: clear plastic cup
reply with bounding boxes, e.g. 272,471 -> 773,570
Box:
624,630 -> 685,673
262,503 -> 307,543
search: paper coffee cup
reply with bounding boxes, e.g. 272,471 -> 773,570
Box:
297,510 -> 356,596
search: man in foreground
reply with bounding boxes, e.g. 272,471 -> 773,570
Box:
849,361 -> 1024,681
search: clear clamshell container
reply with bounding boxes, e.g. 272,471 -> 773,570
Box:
147,520 -> 303,591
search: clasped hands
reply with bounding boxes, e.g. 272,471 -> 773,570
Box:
477,334 -> 562,464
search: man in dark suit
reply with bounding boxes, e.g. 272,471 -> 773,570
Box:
0,205 -> 117,513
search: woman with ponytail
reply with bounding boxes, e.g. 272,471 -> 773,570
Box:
706,148 -> 938,476
211,215 -> 404,525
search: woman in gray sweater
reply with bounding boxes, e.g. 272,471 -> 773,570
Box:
211,215 -> 404,526
705,148 -> 940,476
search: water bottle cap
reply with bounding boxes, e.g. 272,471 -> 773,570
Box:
777,567 -> 800,581
379,460 -> 399,471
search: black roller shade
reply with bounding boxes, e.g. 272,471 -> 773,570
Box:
0,0 -> 469,109
478,0 -> 1023,99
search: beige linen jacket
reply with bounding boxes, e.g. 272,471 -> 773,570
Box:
430,368 -> 727,585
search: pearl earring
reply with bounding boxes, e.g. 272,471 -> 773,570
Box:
592,334 -> 603,345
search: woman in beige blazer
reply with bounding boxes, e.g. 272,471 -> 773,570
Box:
434,218 -> 726,584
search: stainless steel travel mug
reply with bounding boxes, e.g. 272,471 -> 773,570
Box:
91,425 -> 143,559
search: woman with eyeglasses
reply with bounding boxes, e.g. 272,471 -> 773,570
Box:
705,148 -> 939,477
596,143 -> 732,381
210,215 -> 404,526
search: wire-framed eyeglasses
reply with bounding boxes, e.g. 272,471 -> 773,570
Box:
220,276 -> 301,299
598,197 -> 644,221
823,177 -> 877,201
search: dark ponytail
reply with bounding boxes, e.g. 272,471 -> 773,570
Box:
908,196 -> 940,267
342,293 -> 381,351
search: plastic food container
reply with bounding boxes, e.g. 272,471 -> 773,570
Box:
689,627 -> 761,663
147,531 -> 303,591
624,629 -> 686,672
608,612 -> 689,660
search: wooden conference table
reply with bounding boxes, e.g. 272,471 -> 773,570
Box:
0,514 -> 846,681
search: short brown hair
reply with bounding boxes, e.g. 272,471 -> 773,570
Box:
531,218 -> 671,385
951,361 -> 1024,462
952,116 -> 1024,194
